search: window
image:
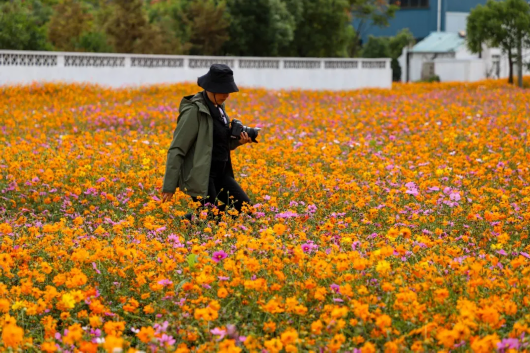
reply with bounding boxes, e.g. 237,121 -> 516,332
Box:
390,0 -> 429,8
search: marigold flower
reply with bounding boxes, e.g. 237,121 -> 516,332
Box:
137,326 -> 155,343
264,338 -> 283,353
2,322 -> 24,348
103,335 -> 123,353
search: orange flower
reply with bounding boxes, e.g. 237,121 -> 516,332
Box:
103,335 -> 123,353
0,299 -> 10,312
217,287 -> 228,298
41,341 -> 58,352
375,314 -> 392,331
137,326 -> 155,343
264,338 -> 283,353
2,322 -> 24,348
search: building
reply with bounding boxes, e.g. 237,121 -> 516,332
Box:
398,31 -> 527,82
359,0 -> 486,43
398,31 -> 474,82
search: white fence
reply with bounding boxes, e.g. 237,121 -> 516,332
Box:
0,50 -> 392,90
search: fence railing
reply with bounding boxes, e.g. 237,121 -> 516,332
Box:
0,50 -> 392,90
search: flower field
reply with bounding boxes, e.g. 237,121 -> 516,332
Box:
0,80 -> 529,353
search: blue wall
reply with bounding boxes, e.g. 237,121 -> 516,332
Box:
357,0 -> 486,43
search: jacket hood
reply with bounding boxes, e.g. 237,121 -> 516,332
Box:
179,93 -> 201,112
179,92 -> 226,117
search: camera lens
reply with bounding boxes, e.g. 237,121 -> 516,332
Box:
243,126 -> 260,141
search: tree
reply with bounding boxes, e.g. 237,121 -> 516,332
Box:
467,0 -> 530,87
223,0 -> 296,57
145,0 -> 193,54
48,0 -> 92,51
75,31 -> 114,53
0,0 -> 51,50
134,22 -> 180,55
184,0 -> 230,55
349,0 -> 398,57
288,0 -> 355,57
104,0 -> 149,53
362,28 -> 414,81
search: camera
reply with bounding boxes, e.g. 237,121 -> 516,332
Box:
230,119 -> 260,143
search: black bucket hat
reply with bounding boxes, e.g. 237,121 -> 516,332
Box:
197,64 -> 239,94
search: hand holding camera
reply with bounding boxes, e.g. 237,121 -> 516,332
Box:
239,131 -> 252,145
230,119 -> 260,143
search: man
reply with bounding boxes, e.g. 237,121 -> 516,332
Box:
161,64 -> 252,222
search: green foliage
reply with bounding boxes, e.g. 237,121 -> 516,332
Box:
362,35 -> 389,58
362,29 -> 415,81
467,0 -> 530,86
388,28 -> 415,58
0,0 -> 51,50
184,0 -> 230,56
223,0 -> 296,56
75,31 -> 113,53
289,0 -> 354,58
105,0 -> 150,53
47,0 -> 92,51
0,0 -> 398,57
349,0 -> 398,57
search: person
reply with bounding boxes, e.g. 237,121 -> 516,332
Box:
161,64 -> 253,222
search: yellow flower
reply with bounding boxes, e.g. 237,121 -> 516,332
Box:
376,260 -> 391,274
60,293 -> 76,310
11,301 -> 25,311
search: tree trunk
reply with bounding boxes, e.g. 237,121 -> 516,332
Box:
350,31 -> 362,57
517,34 -> 523,88
508,49 -> 514,84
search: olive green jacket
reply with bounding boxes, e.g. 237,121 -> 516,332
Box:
162,92 -> 241,197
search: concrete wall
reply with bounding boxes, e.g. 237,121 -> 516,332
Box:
0,50 -> 392,91
434,48 -> 530,82
407,52 -> 455,81
445,12 -> 469,33
434,59 -> 485,81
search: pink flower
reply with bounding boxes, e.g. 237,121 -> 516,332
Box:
406,188 -> 419,196
212,251 -> 228,263
450,192 -> 461,201
211,327 -> 226,341
157,279 -> 173,286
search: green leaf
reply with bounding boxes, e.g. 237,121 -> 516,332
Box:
187,253 -> 197,269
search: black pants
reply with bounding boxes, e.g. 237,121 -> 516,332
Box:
192,161 -> 251,216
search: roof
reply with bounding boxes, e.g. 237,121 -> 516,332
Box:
410,32 -> 465,53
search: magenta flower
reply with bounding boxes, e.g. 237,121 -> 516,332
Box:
157,279 -> 173,286
212,250 -> 228,263
211,327 -> 226,341
497,338 -> 520,352
450,191 -> 461,201
159,334 -> 176,346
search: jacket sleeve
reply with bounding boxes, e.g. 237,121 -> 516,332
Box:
162,106 -> 199,193
229,139 -> 242,150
